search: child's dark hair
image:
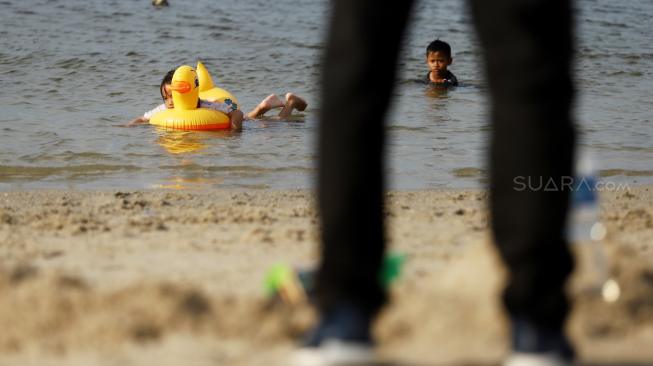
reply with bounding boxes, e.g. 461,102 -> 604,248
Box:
159,69 -> 176,99
426,39 -> 452,58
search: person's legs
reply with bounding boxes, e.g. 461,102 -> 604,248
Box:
278,93 -> 308,118
316,0 -> 414,324
245,94 -> 284,118
292,2 -> 414,364
469,0 -> 576,360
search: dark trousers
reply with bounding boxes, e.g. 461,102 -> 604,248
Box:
316,0 -> 576,330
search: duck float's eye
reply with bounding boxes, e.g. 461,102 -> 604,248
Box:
195,78 -> 199,88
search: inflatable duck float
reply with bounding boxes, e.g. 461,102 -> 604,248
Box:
196,61 -> 239,106
150,65 -> 232,131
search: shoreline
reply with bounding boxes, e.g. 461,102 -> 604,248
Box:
1,187 -> 652,365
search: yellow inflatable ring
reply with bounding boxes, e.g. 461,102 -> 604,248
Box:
196,60 -> 239,105
150,65 -> 231,131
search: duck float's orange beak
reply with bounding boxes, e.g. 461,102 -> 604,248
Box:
169,81 -> 192,94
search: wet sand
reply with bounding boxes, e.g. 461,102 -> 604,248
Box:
1,187 -> 652,365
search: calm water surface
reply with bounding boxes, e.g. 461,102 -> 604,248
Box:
1,0 -> 651,190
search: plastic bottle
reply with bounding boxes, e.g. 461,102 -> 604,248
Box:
568,152 -> 603,242
567,151 -> 619,302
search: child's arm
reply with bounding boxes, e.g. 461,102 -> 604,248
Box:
229,110 -> 244,131
200,100 -> 243,131
126,104 -> 166,126
126,116 -> 149,126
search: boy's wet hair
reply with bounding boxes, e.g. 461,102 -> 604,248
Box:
426,39 -> 452,59
159,69 -> 176,100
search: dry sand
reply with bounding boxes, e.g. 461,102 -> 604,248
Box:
1,187 -> 653,366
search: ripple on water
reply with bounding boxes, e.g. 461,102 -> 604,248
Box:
159,164 -> 312,174
14,9 -> 36,15
0,164 -> 142,181
452,167 -> 486,178
111,12 -> 132,17
600,169 -> 653,177
20,151 -> 117,163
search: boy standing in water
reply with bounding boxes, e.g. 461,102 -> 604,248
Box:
425,39 -> 458,87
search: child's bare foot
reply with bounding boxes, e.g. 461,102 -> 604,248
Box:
285,93 -> 307,111
247,94 -> 285,118
278,93 -> 308,118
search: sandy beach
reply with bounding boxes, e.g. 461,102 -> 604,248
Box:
1,187 -> 653,366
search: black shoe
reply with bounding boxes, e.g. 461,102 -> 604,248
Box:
504,317 -> 575,366
290,304 -> 375,366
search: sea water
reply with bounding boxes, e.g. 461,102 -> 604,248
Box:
0,0 -> 651,190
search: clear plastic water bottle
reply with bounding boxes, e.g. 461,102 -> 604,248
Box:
568,152 -> 603,242
567,151 -> 620,302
